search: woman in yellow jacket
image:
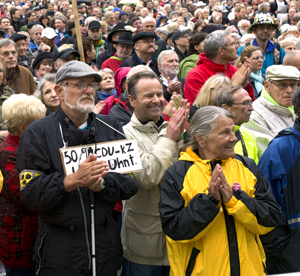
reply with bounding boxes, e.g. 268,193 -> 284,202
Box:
159,106 -> 281,276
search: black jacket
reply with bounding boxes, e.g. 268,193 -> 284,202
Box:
17,106 -> 138,276
162,77 -> 185,101
270,0 -> 288,16
120,52 -> 160,76
109,91 -> 133,127
153,36 -> 167,59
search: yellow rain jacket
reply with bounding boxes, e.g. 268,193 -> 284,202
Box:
159,148 -> 281,276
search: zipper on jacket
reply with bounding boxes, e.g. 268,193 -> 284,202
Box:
36,233 -> 47,275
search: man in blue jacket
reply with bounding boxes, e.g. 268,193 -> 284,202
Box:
259,89 -> 300,274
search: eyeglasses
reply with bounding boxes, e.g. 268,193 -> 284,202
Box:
249,56 -> 264,60
270,80 -> 300,90
232,101 -> 253,108
62,81 -> 100,90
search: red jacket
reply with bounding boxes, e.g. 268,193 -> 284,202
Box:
101,52 -> 125,73
0,134 -> 38,268
184,53 -> 255,104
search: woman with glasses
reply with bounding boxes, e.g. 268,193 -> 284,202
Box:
237,46 -> 264,99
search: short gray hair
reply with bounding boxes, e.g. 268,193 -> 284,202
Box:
183,106 -> 233,152
0,38 -> 16,50
157,49 -> 177,64
31,24 -> 44,34
104,11 -> 113,19
99,68 -> 114,78
212,85 -> 243,107
34,73 -> 56,103
204,30 -> 229,59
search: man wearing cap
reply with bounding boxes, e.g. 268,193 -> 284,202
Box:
184,30 -> 254,104
238,13 -> 285,75
88,20 -> 106,60
119,11 -> 128,24
101,32 -> 133,72
0,38 -> 36,94
120,32 -> 160,76
53,44 -> 80,70
142,16 -> 166,59
16,60 -> 138,276
172,29 -> 190,63
96,22 -> 128,69
243,65 -> 300,157
10,33 -> 32,67
32,27 -> 58,58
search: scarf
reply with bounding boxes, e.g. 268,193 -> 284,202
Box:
262,88 -> 294,114
97,89 -> 117,101
250,71 -> 264,97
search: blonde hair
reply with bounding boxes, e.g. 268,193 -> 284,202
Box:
194,74 -> 232,107
167,22 -> 179,33
2,94 -> 46,136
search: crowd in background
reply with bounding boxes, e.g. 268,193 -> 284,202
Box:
0,0 -> 300,275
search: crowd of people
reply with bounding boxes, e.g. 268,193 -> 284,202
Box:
0,0 -> 300,275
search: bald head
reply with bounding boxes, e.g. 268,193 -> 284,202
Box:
283,50 -> 300,70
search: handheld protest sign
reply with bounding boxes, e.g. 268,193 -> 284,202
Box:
59,139 -> 142,175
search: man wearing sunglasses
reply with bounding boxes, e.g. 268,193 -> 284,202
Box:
243,65 -> 300,157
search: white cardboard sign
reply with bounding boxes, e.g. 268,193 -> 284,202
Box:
59,139 -> 142,175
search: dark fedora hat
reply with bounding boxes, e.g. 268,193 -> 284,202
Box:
132,32 -> 157,44
107,22 -> 127,43
112,31 -> 134,45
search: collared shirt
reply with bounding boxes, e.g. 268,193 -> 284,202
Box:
136,54 -> 152,65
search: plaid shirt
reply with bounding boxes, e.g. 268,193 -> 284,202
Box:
0,134 -> 38,268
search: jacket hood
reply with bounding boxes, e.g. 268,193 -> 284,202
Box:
196,53 -> 234,71
179,147 -> 203,163
114,67 -> 131,96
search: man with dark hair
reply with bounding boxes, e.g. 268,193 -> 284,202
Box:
17,60 -> 138,276
129,17 -> 142,35
10,8 -> 25,32
0,17 -> 12,38
258,88 -> 300,274
122,70 -> 189,276
25,10 -> 37,24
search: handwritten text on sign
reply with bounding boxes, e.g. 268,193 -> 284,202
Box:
60,139 -> 142,175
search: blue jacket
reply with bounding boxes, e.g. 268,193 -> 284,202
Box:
258,119 -> 300,274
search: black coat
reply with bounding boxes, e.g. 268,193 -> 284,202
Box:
17,106 -> 138,276
120,52 -> 160,76
162,77 -> 185,101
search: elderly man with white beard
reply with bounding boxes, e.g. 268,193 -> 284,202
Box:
157,50 -> 185,101
237,19 -> 251,36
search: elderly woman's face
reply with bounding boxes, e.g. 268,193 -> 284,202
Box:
100,73 -> 115,92
42,81 -> 60,110
200,116 -> 237,160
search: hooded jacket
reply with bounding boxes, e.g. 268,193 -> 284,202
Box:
159,148 -> 281,276
184,53 -> 255,104
258,119 -> 300,274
